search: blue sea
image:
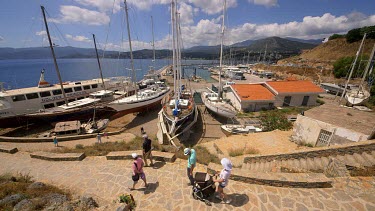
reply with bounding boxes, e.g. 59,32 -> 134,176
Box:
0,58 -> 215,89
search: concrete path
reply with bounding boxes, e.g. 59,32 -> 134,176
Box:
1,152 -> 375,210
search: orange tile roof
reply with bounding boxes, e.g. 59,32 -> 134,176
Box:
266,80 -> 325,93
231,84 -> 275,101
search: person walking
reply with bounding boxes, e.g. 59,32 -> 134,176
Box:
53,136 -> 58,147
142,134 -> 154,167
184,148 -> 196,186
97,133 -> 101,143
213,158 -> 232,204
129,153 -> 148,190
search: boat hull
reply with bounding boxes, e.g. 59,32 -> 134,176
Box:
201,91 -> 236,119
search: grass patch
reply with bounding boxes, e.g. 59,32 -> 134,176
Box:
316,99 -> 325,105
176,145 -> 220,165
0,172 -> 70,210
228,147 -> 260,157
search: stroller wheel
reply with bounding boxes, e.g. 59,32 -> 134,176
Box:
192,192 -> 198,200
204,200 -> 211,206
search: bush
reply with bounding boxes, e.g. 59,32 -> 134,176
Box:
316,99 -> 325,105
346,28 -> 362,43
175,145 -> 220,165
228,148 -> 244,157
75,144 -> 84,149
333,56 -> 354,78
259,111 -> 293,132
329,34 -> 345,40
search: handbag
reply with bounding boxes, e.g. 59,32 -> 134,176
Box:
132,162 -> 140,181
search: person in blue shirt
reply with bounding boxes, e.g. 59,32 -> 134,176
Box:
184,148 -> 196,186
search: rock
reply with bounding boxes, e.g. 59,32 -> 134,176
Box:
78,196 -> 98,209
28,182 -> 46,190
44,193 -> 68,205
0,194 -> 25,206
13,199 -> 33,211
116,204 -> 131,211
43,202 -> 73,211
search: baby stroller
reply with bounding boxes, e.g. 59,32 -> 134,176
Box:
192,172 -> 216,206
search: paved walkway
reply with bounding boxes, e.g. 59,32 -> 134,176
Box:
1,152 -> 375,210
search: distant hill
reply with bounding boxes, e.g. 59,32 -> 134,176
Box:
231,39 -> 255,47
242,36 -> 318,53
284,37 -> 324,45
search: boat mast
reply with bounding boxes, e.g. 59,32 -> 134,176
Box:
171,0 -> 177,99
176,8 -> 182,100
41,6 -> 68,106
339,33 -> 367,102
92,34 -> 106,90
123,0 -> 137,99
359,44 -> 375,91
151,16 -> 156,71
218,0 -> 226,99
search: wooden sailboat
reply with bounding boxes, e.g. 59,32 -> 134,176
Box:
157,0 -> 198,145
107,0 -> 170,117
201,0 -> 237,119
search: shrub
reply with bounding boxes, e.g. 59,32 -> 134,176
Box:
244,147 -> 260,155
228,148 -> 244,157
259,111 -> 292,132
316,99 -> 325,105
75,144 -> 84,149
346,28 -> 362,43
175,145 -> 220,165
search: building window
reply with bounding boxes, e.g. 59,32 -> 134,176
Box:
83,85 -> 91,90
91,84 -> 98,89
74,86 -> 82,91
56,101 -> 65,106
40,91 -> 51,97
316,129 -> 332,147
43,103 -> 55,109
12,95 -> 26,102
283,96 -> 291,107
302,96 -> 310,106
64,88 -> 73,93
52,89 -> 62,95
26,93 -> 39,100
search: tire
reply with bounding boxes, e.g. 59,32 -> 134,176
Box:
204,200 -> 211,206
192,192 -> 198,200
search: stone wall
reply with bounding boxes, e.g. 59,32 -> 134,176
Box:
243,140 -> 375,164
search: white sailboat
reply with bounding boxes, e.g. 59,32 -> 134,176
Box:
343,33 -> 374,105
158,0 -> 198,144
345,43 -> 374,105
201,0 -> 237,119
107,0 -> 170,116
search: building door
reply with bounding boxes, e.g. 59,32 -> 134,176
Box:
302,96 -> 310,106
283,96 -> 291,107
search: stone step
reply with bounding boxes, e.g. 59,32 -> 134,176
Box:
352,153 -> 373,167
106,150 -> 176,162
30,152 -> 85,161
320,157 -> 330,168
258,162 -> 266,172
306,157 -> 318,171
253,162 -> 260,171
207,163 -> 332,188
372,151 -> 375,159
362,152 -> 375,165
313,157 -> 324,170
0,146 -> 18,154
292,159 -> 301,169
264,162 -> 272,172
335,155 -> 361,168
299,158 -> 308,170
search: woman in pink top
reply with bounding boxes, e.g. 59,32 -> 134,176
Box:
129,153 -> 148,190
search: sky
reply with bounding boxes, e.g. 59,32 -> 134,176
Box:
0,0 -> 374,51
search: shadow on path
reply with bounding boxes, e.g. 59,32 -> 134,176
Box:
227,193 -> 249,207
151,161 -> 166,169
144,181 -> 159,195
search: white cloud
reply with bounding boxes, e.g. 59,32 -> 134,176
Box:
50,5 -> 110,25
178,2 -> 197,25
0,36 -> 4,42
66,34 -> 91,42
126,0 -> 170,11
35,31 -> 47,36
74,0 -> 122,13
166,12 -> 375,48
248,0 -> 278,7
188,0 -> 237,15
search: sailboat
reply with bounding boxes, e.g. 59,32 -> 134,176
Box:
107,0 -> 170,117
201,0 -> 237,119
345,43 -> 375,105
343,33 -> 374,106
26,9 -> 117,122
157,0 -> 198,144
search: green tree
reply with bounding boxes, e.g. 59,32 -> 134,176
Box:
259,111 -> 292,132
333,57 -> 354,78
346,28 -> 362,43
